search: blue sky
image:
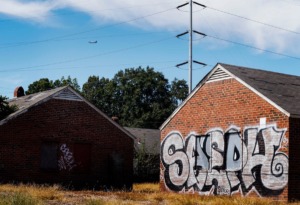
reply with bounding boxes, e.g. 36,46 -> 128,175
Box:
1,0 -> 300,98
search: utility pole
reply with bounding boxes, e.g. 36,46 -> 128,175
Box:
176,1 -> 207,94
189,0 -> 193,94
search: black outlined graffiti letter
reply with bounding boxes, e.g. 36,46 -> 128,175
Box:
161,132 -> 189,191
225,128 -> 243,171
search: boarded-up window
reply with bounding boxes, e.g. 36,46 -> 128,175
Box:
41,142 -> 58,170
73,143 -> 91,173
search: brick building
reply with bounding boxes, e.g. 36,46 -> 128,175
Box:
0,86 -> 135,189
160,63 -> 300,202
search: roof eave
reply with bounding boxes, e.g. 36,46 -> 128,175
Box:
160,63 -> 222,130
0,86 -> 136,141
218,64 -> 291,118
160,63 -> 291,130
65,87 -> 137,141
0,86 -> 68,126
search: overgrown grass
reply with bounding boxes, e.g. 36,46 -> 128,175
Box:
0,184 -> 63,201
0,183 -> 298,205
0,192 -> 40,205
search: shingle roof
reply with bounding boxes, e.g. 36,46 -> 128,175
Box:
125,127 -> 160,155
1,86 -> 68,125
160,63 -> 300,129
1,86 -> 136,140
8,87 -> 67,112
220,63 -> 300,117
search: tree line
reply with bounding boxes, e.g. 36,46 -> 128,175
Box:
1,66 -> 188,128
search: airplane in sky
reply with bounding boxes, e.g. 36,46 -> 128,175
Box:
88,40 -> 97,44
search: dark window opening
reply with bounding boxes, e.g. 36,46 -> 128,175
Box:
41,142 -> 58,171
73,143 -> 91,173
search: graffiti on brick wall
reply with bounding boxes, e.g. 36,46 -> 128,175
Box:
161,125 -> 288,196
58,144 -> 77,171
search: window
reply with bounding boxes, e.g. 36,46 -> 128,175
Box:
41,142 -> 58,170
73,143 -> 91,173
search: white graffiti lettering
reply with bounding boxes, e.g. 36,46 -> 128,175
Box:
161,124 -> 288,197
58,144 -> 77,171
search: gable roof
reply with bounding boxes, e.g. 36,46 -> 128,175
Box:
125,127 -> 160,155
160,63 -> 300,130
1,86 -> 135,140
220,63 -> 300,117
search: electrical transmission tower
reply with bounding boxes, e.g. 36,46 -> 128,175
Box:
176,1 -> 207,94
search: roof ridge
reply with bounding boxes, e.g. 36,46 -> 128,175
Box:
219,63 -> 300,79
8,86 -> 68,102
160,63 -> 300,130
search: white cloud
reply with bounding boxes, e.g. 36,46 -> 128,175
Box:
1,0 -> 300,54
0,0 -> 56,22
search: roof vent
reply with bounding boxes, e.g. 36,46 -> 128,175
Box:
14,86 -> 25,98
207,67 -> 232,83
54,89 -> 82,101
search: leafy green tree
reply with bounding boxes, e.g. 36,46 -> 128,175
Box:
0,95 -> 18,120
26,76 -> 81,95
171,78 -> 188,106
82,76 -> 115,115
82,67 -> 188,128
53,76 -> 81,92
26,78 -> 54,95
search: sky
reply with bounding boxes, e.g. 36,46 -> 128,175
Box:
1,0 -> 300,98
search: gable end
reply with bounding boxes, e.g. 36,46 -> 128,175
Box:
53,89 -> 83,101
206,67 -> 232,83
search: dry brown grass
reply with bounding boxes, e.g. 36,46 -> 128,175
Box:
0,183 -> 298,205
0,184 -> 63,201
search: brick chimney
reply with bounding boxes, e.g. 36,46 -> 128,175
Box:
14,86 -> 25,98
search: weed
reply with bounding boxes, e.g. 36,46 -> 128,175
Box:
0,192 -> 40,205
0,183 -> 297,205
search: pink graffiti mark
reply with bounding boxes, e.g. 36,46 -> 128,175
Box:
58,144 -> 77,171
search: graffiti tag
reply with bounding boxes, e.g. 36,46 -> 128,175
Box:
58,144 -> 77,171
161,125 -> 288,197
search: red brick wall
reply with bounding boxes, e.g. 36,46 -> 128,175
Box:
160,78 -> 289,201
0,99 -> 133,189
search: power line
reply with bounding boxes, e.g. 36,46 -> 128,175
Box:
0,31 -> 174,47
0,7 -> 176,49
176,1 -> 207,93
205,34 -> 300,61
0,36 -> 174,72
205,5 -> 300,36
0,60 -> 180,73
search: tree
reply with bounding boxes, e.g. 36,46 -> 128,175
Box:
53,76 -> 81,92
26,76 -> 81,95
171,78 -> 189,106
133,141 -> 160,182
0,95 -> 18,120
26,78 -> 54,95
82,76 -> 115,115
82,66 -> 188,128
